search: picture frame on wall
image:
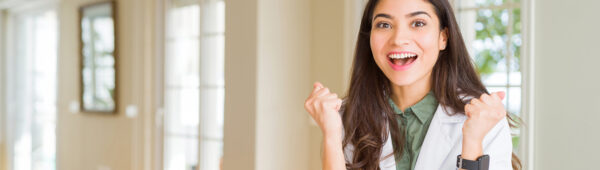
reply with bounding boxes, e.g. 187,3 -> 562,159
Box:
79,1 -> 117,114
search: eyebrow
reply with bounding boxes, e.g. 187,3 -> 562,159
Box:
373,11 -> 432,20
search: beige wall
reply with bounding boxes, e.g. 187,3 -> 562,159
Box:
223,0 -> 358,169
532,0 -> 600,169
222,0 -> 258,169
308,0 -> 351,169
223,0 -> 317,169
56,0 -> 158,170
255,0 -> 312,168
0,9 -> 5,170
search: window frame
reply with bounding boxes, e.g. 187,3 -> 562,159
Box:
0,9 -> 6,170
519,0 -> 535,169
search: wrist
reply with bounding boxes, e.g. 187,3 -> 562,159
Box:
461,137 -> 483,160
323,133 -> 342,144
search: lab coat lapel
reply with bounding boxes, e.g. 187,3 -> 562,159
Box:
414,104 -> 467,170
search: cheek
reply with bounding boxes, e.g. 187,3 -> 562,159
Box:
416,32 -> 441,60
370,33 -> 388,59
418,32 -> 439,51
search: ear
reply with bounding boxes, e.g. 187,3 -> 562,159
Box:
439,28 -> 448,50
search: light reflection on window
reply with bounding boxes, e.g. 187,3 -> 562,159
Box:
164,1 -> 225,170
10,10 -> 58,170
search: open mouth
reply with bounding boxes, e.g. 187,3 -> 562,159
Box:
388,53 -> 418,69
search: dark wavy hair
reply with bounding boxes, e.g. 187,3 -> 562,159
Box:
341,0 -> 522,169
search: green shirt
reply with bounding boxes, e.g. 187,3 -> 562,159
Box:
389,91 -> 438,170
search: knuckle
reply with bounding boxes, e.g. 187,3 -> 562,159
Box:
319,101 -> 327,108
480,93 -> 487,99
306,103 -> 315,110
481,94 -> 491,102
305,98 -> 312,104
312,101 -> 320,108
471,99 -> 479,105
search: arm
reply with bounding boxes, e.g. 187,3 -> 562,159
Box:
305,82 -> 346,170
461,118 -> 512,170
322,134 -> 346,170
460,92 -> 512,170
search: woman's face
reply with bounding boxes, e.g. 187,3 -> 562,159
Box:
370,0 -> 447,87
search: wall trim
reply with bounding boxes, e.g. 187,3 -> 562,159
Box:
520,0 -> 535,169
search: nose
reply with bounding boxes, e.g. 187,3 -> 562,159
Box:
391,27 -> 411,46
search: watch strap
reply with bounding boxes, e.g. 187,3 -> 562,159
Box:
456,154 -> 489,170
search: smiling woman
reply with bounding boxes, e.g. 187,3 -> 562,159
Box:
304,0 -> 521,169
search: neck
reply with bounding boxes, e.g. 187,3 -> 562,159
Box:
390,74 -> 432,111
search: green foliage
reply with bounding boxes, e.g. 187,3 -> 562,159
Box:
512,136 -> 520,151
472,7 -> 521,76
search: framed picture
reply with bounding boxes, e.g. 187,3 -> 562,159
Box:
79,1 -> 117,113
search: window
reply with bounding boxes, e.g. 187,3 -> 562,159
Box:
4,9 -> 58,170
455,0 -> 524,153
163,0 -> 225,170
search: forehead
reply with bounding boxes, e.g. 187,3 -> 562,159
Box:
373,0 -> 437,18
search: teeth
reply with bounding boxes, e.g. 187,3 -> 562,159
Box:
389,53 -> 416,59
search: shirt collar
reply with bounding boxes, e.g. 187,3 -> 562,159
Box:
388,91 -> 439,123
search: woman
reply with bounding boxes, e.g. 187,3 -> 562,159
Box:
304,0 -> 521,169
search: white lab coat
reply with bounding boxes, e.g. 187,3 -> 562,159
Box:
344,104 -> 513,170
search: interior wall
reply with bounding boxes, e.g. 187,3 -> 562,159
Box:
0,10 -> 5,170
56,0 -> 157,170
310,0 -> 345,94
533,0 -> 600,169
308,0 -> 348,169
223,0 -> 315,169
222,0 -> 258,169
255,0 -> 312,169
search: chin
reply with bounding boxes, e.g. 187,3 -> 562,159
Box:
387,75 -> 418,87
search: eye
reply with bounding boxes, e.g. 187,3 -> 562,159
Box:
375,22 -> 392,29
412,20 -> 426,28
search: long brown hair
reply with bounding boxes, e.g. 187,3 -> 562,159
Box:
341,0 -> 522,169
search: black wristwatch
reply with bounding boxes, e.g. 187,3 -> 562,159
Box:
456,154 -> 489,170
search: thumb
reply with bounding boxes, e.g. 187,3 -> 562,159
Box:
313,82 -> 324,89
495,91 -> 506,100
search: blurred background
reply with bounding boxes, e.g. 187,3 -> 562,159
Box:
0,0 -> 599,170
